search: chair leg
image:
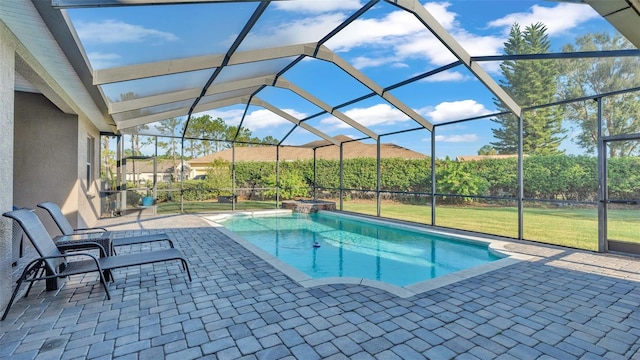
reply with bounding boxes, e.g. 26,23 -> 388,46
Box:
24,267 -> 45,297
181,260 -> 192,282
97,270 -> 111,300
1,263 -> 35,321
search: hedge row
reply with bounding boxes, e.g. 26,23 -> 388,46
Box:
151,155 -> 640,202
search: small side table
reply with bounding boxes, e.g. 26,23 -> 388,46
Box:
49,231 -> 114,290
54,231 -> 114,257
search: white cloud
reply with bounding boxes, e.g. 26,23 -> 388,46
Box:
75,20 -> 178,44
455,32 -> 504,57
201,109 -> 243,126
435,134 -> 479,143
392,62 -> 410,69
424,2 -> 458,29
240,13 -> 347,49
487,3 -> 600,36
351,56 -> 400,69
274,0 -> 363,13
420,100 -> 491,123
421,70 -> 466,82
203,108 -> 305,130
86,52 -> 121,69
322,1 -> 598,72
321,103 -> 411,129
243,109 -> 306,130
326,10 -> 424,51
325,2 -> 503,69
394,36 -> 458,66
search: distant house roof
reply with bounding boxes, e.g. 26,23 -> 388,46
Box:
125,159 -> 190,174
188,135 -> 427,166
456,154 -> 520,161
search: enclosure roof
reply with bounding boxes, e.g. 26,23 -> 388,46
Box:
188,136 -> 427,163
3,0 -> 640,150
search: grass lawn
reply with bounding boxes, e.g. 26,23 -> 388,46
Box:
156,199 -> 636,252
344,201 -> 638,251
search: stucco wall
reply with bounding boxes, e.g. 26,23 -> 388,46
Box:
13,92 -> 80,235
0,21 -> 16,313
76,114 -> 102,229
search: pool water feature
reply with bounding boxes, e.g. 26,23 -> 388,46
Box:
217,211 -> 508,289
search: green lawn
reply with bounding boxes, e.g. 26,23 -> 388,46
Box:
344,201 -> 638,251
156,199 -> 637,251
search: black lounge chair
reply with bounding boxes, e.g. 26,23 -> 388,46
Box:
37,202 -> 174,253
2,209 -> 192,321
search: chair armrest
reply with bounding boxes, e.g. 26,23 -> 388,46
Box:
25,252 -> 104,279
38,251 -> 101,262
74,227 -> 108,234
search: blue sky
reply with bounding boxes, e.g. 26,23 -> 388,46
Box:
67,1 -> 625,158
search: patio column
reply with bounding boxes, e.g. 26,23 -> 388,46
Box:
596,97 -> 606,253
0,22 -> 16,311
517,112 -> 524,240
376,137 -> 381,217
431,127 -> 436,226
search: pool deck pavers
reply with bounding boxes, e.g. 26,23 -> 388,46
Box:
2,213 -> 640,359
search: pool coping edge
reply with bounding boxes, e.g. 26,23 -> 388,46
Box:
200,211 -> 532,299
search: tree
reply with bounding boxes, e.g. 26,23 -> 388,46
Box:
184,116 -> 280,153
558,33 -> 640,157
118,92 -> 150,156
260,136 -> 279,145
491,23 -> 566,155
204,159 -> 233,196
184,115 -> 230,155
101,135 -> 117,189
477,145 -> 498,155
201,116 -> 231,153
226,125 -> 253,145
157,118 -> 184,181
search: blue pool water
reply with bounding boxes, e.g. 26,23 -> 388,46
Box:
220,212 -> 502,287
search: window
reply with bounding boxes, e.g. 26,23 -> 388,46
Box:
87,136 -> 95,186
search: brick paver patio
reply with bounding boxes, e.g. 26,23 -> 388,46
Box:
1,213 -> 640,359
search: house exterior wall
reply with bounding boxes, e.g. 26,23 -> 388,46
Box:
13,92 -> 81,235
1,0 -> 110,315
0,21 -> 16,313
76,114 -> 102,229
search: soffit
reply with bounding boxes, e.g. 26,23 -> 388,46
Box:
585,0 -> 640,48
1,0 -> 113,131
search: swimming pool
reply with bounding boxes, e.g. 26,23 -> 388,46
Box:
215,211 -> 511,291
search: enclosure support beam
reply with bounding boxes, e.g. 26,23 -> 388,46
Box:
116,135 -> 125,214
274,78 -> 378,140
94,42 -> 311,84
517,113 -> 524,240
53,0 -> 290,8
313,149 -> 317,201
252,98 -> 340,146
153,139 -> 157,203
314,46 -> 433,131
180,138 -> 185,214
109,75 -> 274,114
339,144 -> 344,211
597,97 -> 606,253
276,146 -> 280,209
430,128 -> 436,226
232,144 -> 236,211
377,138 -> 381,217
386,0 -> 521,118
